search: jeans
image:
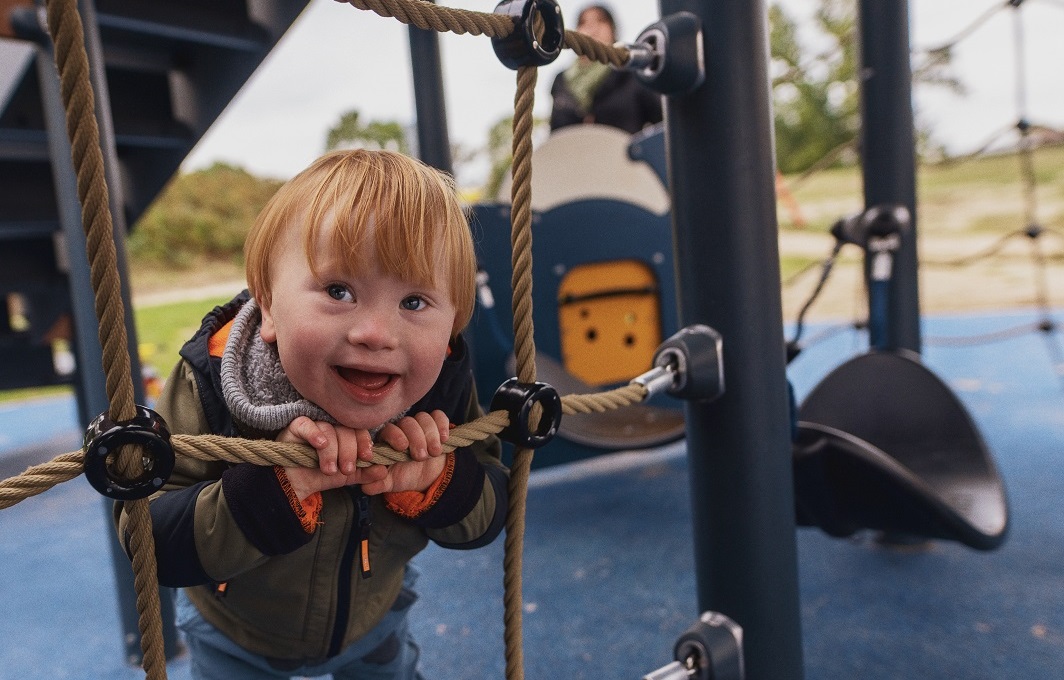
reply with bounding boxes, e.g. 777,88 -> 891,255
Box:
174,566 -> 423,680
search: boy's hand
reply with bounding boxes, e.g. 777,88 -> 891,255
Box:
278,417 -> 387,501
361,410 -> 450,496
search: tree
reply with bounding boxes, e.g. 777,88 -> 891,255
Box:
770,0 -> 861,174
479,114 -> 550,199
325,110 -> 409,153
769,0 -> 963,174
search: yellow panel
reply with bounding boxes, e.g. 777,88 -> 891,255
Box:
558,260 -> 662,386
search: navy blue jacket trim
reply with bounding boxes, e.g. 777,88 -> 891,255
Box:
221,463 -> 314,556
178,290 -> 249,437
434,464 -> 509,550
145,481 -> 213,587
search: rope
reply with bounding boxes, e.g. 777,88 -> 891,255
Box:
338,0 -> 515,37
44,0 -> 165,676
1,0 -> 659,678
0,383 -> 645,511
502,64 -> 537,680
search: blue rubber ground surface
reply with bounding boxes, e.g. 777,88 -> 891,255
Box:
1,309 -> 1062,679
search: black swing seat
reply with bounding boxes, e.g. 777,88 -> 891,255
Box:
792,349 -> 1009,551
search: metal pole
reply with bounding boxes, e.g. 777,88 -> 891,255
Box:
35,0 -> 179,664
857,0 -> 921,353
407,1 -> 453,174
659,1 -> 803,678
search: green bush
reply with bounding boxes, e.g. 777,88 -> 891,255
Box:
129,163 -> 283,267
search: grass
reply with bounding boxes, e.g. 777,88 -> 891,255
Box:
782,143 -> 1064,235
0,294 -> 235,406
135,295 -> 235,379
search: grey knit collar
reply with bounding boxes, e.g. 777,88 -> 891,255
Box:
220,298 -> 335,433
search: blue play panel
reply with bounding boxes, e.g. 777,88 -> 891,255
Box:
1,309 -> 1062,679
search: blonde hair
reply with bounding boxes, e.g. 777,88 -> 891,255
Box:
245,149 -> 476,336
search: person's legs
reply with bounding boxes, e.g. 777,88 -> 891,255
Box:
327,564 -> 423,680
326,615 -> 422,680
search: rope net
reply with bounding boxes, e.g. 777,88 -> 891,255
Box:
785,0 -> 1064,355
1,1 -> 653,678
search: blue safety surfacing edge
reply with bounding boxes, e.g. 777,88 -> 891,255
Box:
1,309 -> 1063,679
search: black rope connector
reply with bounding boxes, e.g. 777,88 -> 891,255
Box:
83,406 -> 174,500
625,12 -> 705,95
1025,223 -> 1043,239
491,0 -> 564,70
489,378 -> 562,448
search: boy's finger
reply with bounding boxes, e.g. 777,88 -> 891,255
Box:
431,410 -> 451,443
354,465 -> 389,493
378,423 -> 410,457
317,424 -> 339,475
414,411 -> 443,457
334,427 -> 362,475
401,417 -> 430,461
356,429 -> 374,462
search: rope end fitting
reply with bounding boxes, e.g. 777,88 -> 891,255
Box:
489,378 -> 562,448
491,0 -> 564,70
621,12 -> 705,96
83,406 -> 175,500
634,325 -> 724,402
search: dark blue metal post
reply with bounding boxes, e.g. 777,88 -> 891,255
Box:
659,0 -> 804,678
407,2 -> 453,174
858,0 -> 921,352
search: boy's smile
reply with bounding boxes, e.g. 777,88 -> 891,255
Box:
259,220 -> 457,430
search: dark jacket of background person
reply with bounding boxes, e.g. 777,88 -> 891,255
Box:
549,69 -> 663,135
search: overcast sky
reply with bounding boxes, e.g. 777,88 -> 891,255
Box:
154,0 -> 1063,185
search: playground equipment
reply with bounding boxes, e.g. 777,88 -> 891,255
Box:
470,124 -> 687,465
0,0 -> 1037,678
790,206 -> 1009,551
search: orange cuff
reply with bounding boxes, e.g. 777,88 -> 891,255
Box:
385,452 -> 456,519
274,466 -> 322,533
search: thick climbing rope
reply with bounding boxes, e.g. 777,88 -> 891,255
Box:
42,0 -> 166,677
0,1 -> 650,678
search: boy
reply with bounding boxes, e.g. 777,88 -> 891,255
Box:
116,150 -> 508,679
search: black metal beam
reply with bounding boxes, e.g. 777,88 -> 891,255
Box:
659,1 -> 804,678
857,0 -> 921,352
407,0 -> 452,174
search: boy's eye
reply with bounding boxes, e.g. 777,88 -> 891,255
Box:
326,284 -> 354,302
400,295 -> 427,311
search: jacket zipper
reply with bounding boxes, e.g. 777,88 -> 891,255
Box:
326,486 -> 372,658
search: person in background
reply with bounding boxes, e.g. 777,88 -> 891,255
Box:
549,4 -> 663,135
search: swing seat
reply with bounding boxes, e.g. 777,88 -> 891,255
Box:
792,349 -> 1009,550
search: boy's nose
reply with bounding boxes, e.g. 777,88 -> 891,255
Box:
347,312 -> 398,350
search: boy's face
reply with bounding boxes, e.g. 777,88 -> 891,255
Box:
260,220 -> 456,430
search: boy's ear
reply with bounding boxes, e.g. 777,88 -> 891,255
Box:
259,302 -> 277,343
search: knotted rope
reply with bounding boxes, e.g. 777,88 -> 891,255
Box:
1,1 -> 648,678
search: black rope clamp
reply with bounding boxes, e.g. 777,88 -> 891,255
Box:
83,405 -> 174,500
491,0 -> 564,70
489,378 -> 562,449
